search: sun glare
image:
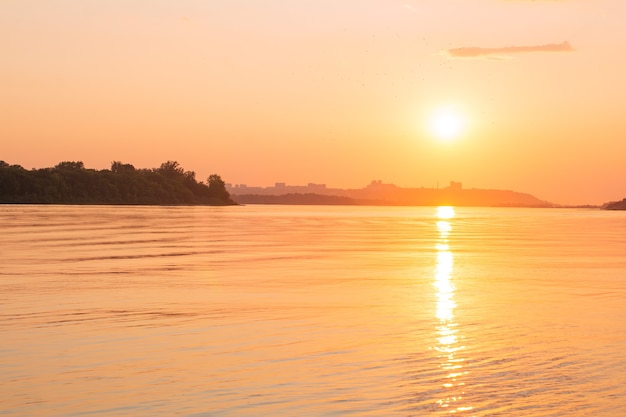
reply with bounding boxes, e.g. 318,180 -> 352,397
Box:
430,106 -> 465,141
437,206 -> 456,219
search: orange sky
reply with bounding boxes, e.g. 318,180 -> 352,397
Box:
2,0 -> 625,205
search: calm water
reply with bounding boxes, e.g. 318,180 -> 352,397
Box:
2,205 -> 626,416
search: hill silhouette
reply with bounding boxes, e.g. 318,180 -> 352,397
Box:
229,180 -> 553,207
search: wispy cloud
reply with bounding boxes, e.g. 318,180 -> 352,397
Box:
445,41 -> 574,59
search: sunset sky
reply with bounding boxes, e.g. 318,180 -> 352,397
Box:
2,0 -> 625,205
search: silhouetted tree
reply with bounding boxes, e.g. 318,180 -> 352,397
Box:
157,160 -> 185,179
111,161 -> 136,173
207,174 -> 230,200
184,170 -> 196,182
55,161 -> 85,170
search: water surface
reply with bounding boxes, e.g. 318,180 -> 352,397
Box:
2,205 -> 626,416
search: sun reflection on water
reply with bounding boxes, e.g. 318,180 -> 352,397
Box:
437,206 -> 456,220
434,207 -> 473,414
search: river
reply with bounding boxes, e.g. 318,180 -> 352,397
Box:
2,205 -> 626,416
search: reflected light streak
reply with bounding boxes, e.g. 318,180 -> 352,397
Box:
437,221 -> 452,239
433,206 -> 473,414
435,233 -> 455,322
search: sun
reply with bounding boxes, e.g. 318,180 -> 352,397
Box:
429,106 -> 465,141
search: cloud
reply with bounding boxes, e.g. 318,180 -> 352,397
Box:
445,41 -> 574,59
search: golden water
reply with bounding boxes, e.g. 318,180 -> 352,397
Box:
2,205 -> 626,416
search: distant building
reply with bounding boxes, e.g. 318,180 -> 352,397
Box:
449,181 -> 462,190
226,184 -> 248,190
366,180 -> 395,190
307,183 -> 326,191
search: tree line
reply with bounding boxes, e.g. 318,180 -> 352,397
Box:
0,160 -> 235,205
604,198 -> 626,210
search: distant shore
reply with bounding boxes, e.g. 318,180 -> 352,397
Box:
0,160 -> 236,206
604,198 -> 626,210
3,160 -> 623,209
228,180 -> 554,208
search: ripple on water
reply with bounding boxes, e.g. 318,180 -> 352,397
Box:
2,206 -> 626,416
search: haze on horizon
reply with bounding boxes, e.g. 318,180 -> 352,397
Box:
2,0 -> 625,206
